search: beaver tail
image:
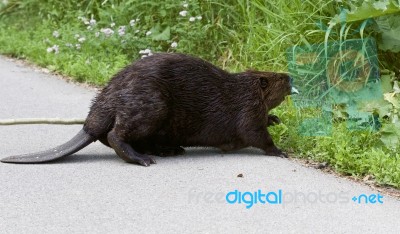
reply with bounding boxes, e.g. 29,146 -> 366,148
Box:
1,129 -> 95,164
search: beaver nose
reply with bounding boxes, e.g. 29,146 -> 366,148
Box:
289,76 -> 299,94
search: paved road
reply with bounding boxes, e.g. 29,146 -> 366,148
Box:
0,56 -> 399,233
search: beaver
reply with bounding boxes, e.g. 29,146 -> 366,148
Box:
1,53 -> 294,166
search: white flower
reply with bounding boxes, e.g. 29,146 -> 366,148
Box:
118,26 -> 126,36
100,28 -> 114,37
130,19 -> 136,26
89,19 -> 96,26
78,37 -> 86,43
47,45 -> 59,54
179,10 -> 188,17
74,34 -> 80,39
189,17 -> 195,22
53,45 -> 59,53
171,42 -> 178,48
95,32 -> 100,37
52,31 -> 60,38
110,22 -> 115,27
135,29 -> 140,33
146,31 -> 152,36
183,3 -> 188,8
87,26 -> 93,30
65,43 -> 73,48
75,44 -> 81,50
196,16 -> 202,20
141,48 -> 153,58
139,49 -> 152,55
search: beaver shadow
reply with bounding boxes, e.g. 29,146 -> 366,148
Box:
49,147 -> 266,164
50,153 -> 117,164
183,147 -> 264,157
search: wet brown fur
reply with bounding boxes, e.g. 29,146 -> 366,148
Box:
83,53 -> 291,165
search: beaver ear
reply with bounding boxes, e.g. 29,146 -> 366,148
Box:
260,78 -> 268,89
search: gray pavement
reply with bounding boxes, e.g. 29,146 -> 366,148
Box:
0,56 -> 399,234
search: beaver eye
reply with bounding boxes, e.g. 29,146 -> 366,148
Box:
260,78 -> 268,89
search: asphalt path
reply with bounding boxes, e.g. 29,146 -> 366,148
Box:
0,56 -> 399,233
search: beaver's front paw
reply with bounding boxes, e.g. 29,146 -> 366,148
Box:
267,114 -> 281,127
264,146 -> 288,158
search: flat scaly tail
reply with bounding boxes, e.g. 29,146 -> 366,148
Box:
1,129 -> 95,164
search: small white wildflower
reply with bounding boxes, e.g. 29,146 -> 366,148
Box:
179,10 -> 188,17
65,43 -> 73,48
146,31 -> 152,36
171,42 -> 178,48
87,26 -> 93,30
183,3 -> 188,8
89,19 -> 96,26
74,34 -> 80,39
130,19 -> 136,26
141,51 -> 153,58
95,32 -> 100,37
136,18 -> 140,21
110,22 -> 115,27
118,26 -> 126,36
135,29 -> 140,33
46,47 -> 53,53
139,48 -> 152,55
75,44 -> 81,50
50,45 -> 59,54
84,19 -> 89,25
52,31 -> 60,38
196,16 -> 202,20
78,37 -> 86,43
100,28 -> 114,37
189,17 -> 195,22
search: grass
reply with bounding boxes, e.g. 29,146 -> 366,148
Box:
0,0 -> 399,189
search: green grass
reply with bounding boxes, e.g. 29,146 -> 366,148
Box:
0,0 -> 339,80
0,0 -> 399,188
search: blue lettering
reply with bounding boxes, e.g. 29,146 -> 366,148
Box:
226,190 -> 238,204
242,192 -> 254,209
